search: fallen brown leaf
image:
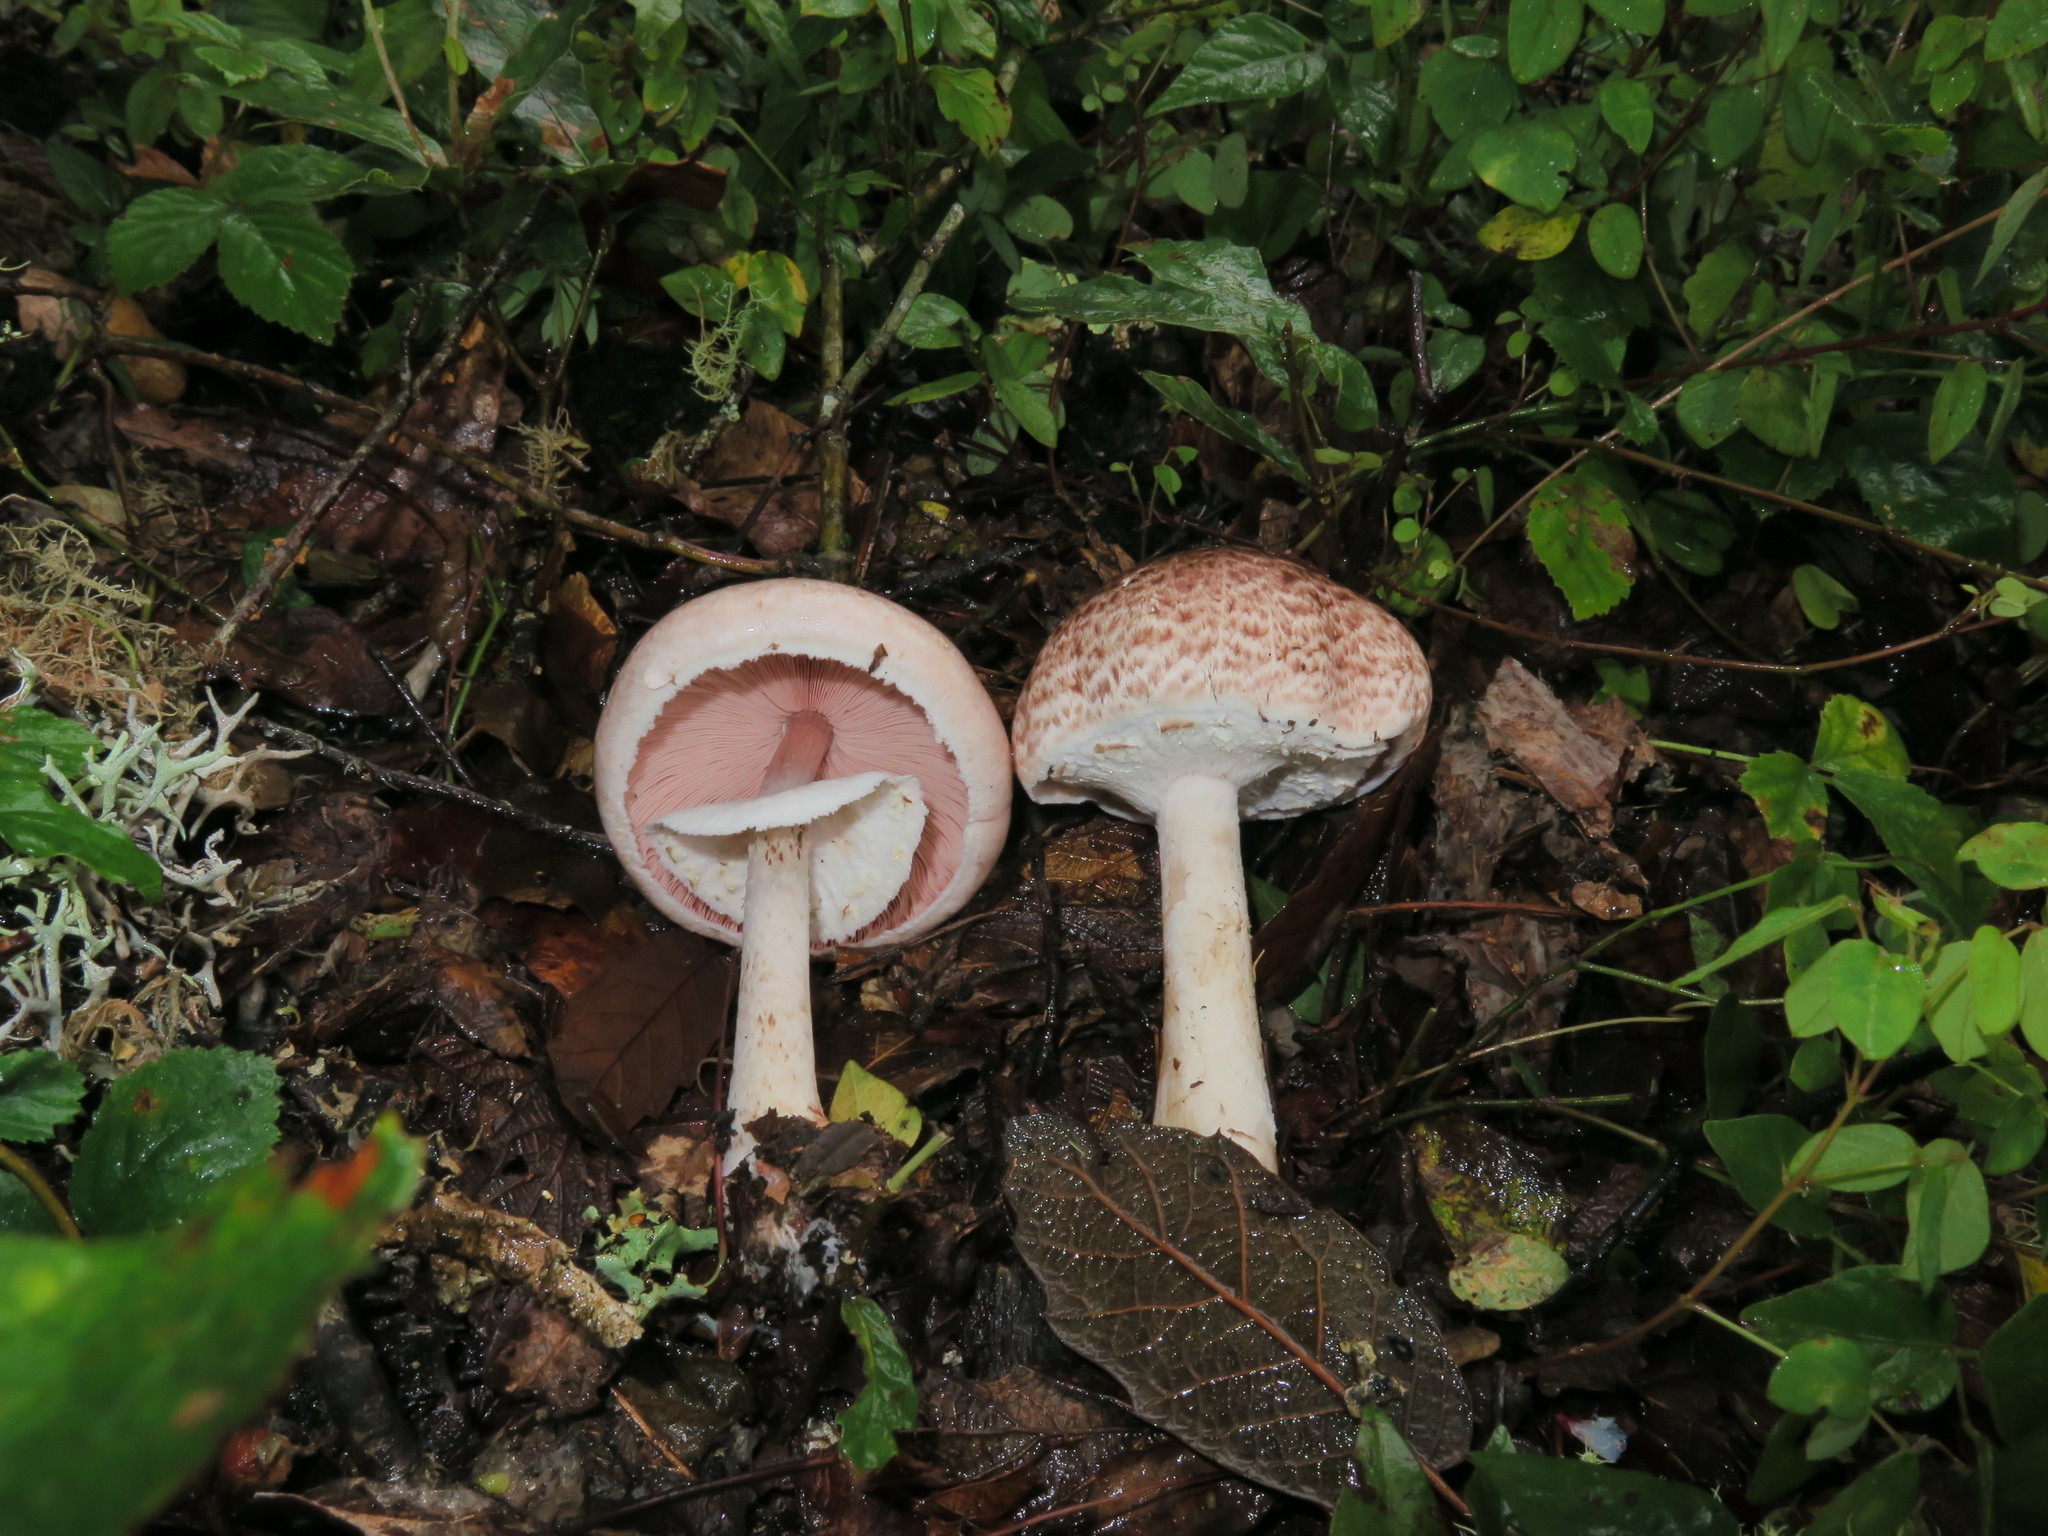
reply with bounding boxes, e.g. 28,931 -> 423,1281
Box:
547,928 -> 735,1141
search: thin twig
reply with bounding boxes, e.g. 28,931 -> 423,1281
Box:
93,337 -> 785,575
574,1452 -> 837,1529
243,716 -> 614,856
212,201 -> 539,652
1426,598 -> 2007,673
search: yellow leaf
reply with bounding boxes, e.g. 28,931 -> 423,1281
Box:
829,1061 -> 921,1145
1477,205 -> 1583,261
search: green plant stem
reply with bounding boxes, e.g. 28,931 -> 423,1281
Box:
1652,738 -> 1756,763
1685,1299 -> 1787,1358
886,1130 -> 951,1192
1577,961 -> 1717,1003
0,1142 -> 81,1241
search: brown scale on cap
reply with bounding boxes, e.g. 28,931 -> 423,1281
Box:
1013,546 -> 1431,818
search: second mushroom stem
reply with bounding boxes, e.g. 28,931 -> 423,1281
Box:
1154,773 -> 1278,1170
728,712 -> 836,1145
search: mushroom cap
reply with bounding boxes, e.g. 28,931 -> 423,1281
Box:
595,579 -> 1012,950
1012,548 -> 1431,821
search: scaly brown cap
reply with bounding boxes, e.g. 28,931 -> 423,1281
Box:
1012,547 -> 1431,821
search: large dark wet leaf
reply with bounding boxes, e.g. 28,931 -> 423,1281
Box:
1004,1114 -> 1470,1509
547,929 -> 734,1141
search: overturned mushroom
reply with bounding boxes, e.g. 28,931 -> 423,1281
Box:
1011,548 -> 1431,1169
595,579 -> 1011,1163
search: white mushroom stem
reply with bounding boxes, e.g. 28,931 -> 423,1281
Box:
726,712 -> 836,1149
1153,772 -> 1278,1169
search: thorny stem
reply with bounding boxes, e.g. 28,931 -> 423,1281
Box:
212,199 -> 538,653
0,1143 -> 80,1240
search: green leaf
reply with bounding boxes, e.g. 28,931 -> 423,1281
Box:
1901,1138 -> 1990,1283
836,1295 -> 917,1471
69,1050 -> 280,1236
1926,940 -> 1985,1061
1683,244 -> 1752,333
1979,166 -> 2048,282
1983,1294 -> 2048,1442
1014,239 -> 1308,387
1334,1406 -> 1447,1536
215,202 -> 354,344
1143,371 -> 1306,479
1737,362 -> 1833,458
661,263 -> 739,321
1828,768 -> 1989,935
1703,1115 -> 1834,1236
1670,898 -> 1851,986
0,707 -> 101,782
1959,821 -> 2048,888
1760,0 -> 1808,70
1792,565 -> 1858,630
1316,344 -> 1379,431
731,250 -> 809,336
896,293 -> 979,350
1767,1336 -> 1870,1415
1792,1122 -> 1918,1192
1989,0 -> 2048,61
105,187 -> 228,294
1508,0 -> 1585,84
0,1054 -> 86,1144
1467,1448 -> 1740,1536
1676,369 -> 1744,448
1428,330 -> 1487,393
1972,923 -> 2022,1035
0,1119 -> 420,1536
1804,1451 -> 1920,1536
886,371 -> 983,405
1704,995 -> 1762,1118
1469,119 -> 1578,212
1828,940 -> 1924,1058
1587,0 -> 1662,33
1930,360 -> 1988,464
0,804 -> 165,900
1005,192 -> 1073,244
1743,1266 -> 1957,1349
1527,474 -> 1635,619
1151,16 -> 1325,114
929,65 -> 1010,155
1587,203 -> 1643,278
1598,75 -> 1655,153
226,76 -> 441,164
1813,701 -> 1910,782
2021,929 -> 2048,1057
1369,0 -> 1429,47
829,1061 -> 921,1146
1744,753 -> 1826,847
1703,82 -> 1766,167
1419,50 -> 1516,141
210,144 -> 379,204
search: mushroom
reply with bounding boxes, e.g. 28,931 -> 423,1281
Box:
1010,548 -> 1431,1170
595,579 -> 1011,1163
